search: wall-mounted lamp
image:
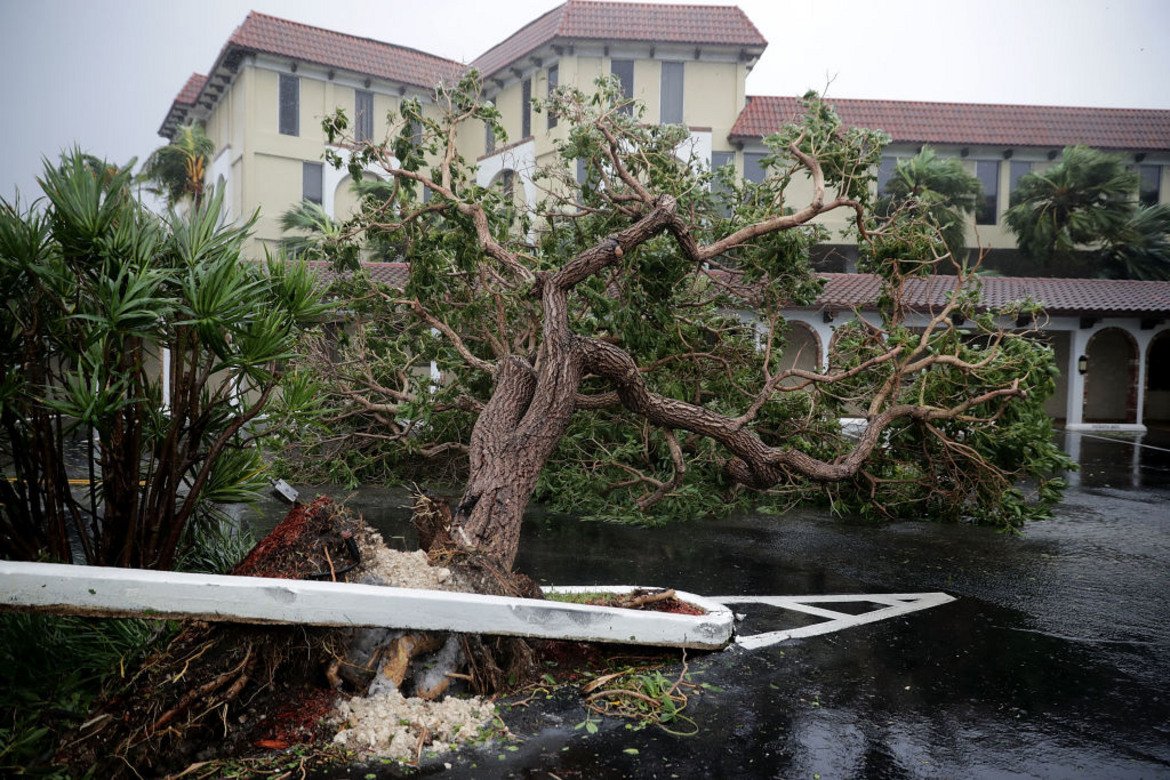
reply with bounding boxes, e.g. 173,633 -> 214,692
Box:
1077,355 -> 1088,375
822,310 -> 835,324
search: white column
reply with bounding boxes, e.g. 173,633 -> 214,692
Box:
161,346 -> 171,411
1134,329 -> 1152,428
1065,328 -> 1091,426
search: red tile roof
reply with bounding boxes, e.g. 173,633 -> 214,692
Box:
160,73 -> 209,135
228,12 -> 463,90
473,0 -> 767,79
730,96 -> 1170,152
308,264 -> 1170,318
811,274 -> 1170,316
161,13 -> 464,137
175,73 -> 207,106
308,261 -> 410,289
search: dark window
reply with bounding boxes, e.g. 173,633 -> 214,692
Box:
547,65 -> 559,129
710,151 -> 735,176
710,150 -> 735,215
1009,160 -> 1033,198
485,120 -> 495,154
660,62 -> 684,125
303,161 -> 323,205
409,119 -> 422,147
744,152 -> 767,184
521,78 -> 532,138
975,160 -> 1000,225
355,90 -> 373,143
611,59 -> 634,114
576,158 -> 587,186
501,170 -> 515,202
1139,164 -> 1162,207
279,74 -> 299,136
877,155 -> 898,193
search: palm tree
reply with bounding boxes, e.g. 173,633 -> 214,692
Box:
1004,145 -> 1137,270
279,199 -> 361,269
1101,204 -> 1170,280
876,147 -> 983,258
140,123 -> 215,209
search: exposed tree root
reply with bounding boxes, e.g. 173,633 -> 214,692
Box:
54,494 -> 544,776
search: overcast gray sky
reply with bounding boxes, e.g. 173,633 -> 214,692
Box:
2,0 -> 1168,202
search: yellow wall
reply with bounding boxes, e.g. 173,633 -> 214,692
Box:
195,45 -> 1164,261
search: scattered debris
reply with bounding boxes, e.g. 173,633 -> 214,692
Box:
332,688 -> 496,762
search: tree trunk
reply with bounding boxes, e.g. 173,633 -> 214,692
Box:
454,349 -> 582,570
449,200 -> 682,570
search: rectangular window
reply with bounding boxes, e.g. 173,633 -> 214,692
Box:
1009,160 -> 1033,199
410,119 -> 422,147
485,120 -> 495,154
1139,164 -> 1162,207
710,151 -> 735,176
710,150 -> 735,214
355,89 -> 373,143
279,73 -> 299,136
877,155 -> 898,194
501,170 -> 515,202
302,161 -> 323,205
521,78 -> 532,138
660,62 -> 684,125
975,160 -> 1000,225
743,152 -> 767,184
576,158 -> 587,186
611,59 -> 634,114
547,65 -> 559,129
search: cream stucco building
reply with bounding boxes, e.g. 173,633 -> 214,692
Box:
160,1 -> 1170,433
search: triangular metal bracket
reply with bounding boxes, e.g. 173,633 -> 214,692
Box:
709,592 -> 956,650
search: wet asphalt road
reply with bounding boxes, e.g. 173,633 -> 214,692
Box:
260,429 -> 1170,779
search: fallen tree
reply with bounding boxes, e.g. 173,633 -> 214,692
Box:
285,76 -> 1070,570
50,78 -> 1074,774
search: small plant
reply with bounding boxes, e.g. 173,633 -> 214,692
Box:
574,711 -> 600,735
580,658 -> 700,736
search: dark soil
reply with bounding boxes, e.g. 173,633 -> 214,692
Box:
54,497 -> 365,777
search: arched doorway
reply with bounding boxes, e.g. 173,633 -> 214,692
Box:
777,320 -> 822,383
1083,327 -> 1138,423
1145,330 -> 1170,424
489,168 -> 526,227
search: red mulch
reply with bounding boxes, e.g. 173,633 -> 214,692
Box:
253,686 -> 340,749
639,597 -> 706,616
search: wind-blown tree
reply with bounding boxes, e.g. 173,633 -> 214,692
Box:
1101,202 -> 1170,280
876,146 -> 983,256
1005,146 -> 1138,270
296,78 -> 1068,570
0,151 -> 327,568
279,198 -> 361,268
139,123 -> 215,209
1006,145 -> 1170,279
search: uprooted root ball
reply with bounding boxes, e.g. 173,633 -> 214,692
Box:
54,496 -> 527,776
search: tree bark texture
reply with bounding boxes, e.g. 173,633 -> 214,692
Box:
452,200 -> 681,569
